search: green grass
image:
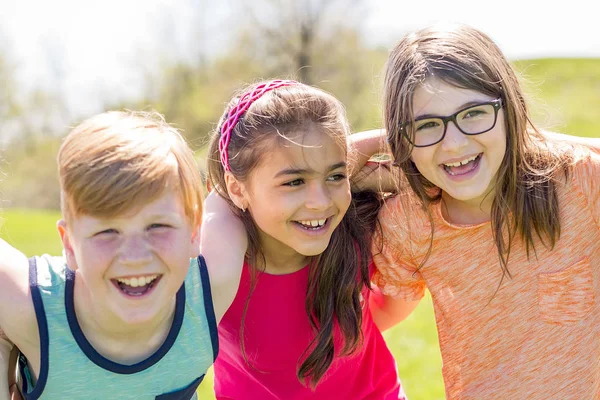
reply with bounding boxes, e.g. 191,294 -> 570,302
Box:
0,210 -> 444,399
0,209 -> 64,256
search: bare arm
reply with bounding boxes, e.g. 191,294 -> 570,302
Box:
0,330 -> 12,400
199,192 -> 247,323
369,285 -> 421,332
348,129 -> 399,193
0,240 -> 35,400
347,129 -> 388,177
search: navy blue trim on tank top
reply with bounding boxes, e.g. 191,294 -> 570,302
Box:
64,267 -> 186,374
197,255 -> 219,361
23,257 -> 50,400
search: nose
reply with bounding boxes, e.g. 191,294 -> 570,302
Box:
119,235 -> 152,265
440,121 -> 468,152
305,182 -> 333,211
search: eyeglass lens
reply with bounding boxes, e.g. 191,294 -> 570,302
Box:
409,103 -> 498,147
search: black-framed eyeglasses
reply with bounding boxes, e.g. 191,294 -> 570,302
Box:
400,98 -> 503,147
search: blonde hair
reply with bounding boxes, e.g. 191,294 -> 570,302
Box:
59,111 -> 203,224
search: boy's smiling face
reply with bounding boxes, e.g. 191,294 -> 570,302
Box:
58,189 -> 200,327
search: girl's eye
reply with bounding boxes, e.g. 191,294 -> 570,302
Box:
327,173 -> 347,182
415,119 -> 441,131
284,178 -> 304,187
463,107 -> 487,119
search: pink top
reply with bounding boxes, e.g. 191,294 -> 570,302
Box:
214,260 -> 405,399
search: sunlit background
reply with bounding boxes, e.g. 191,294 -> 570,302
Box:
1,0 -> 599,398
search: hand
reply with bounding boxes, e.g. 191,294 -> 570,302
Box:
351,160 -> 397,193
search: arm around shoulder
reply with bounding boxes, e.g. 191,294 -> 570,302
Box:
573,150 -> 600,229
0,240 -> 32,400
199,192 -> 247,323
368,194 -> 429,331
347,129 -> 388,176
369,285 -> 421,332
0,329 -> 13,400
0,240 -> 32,323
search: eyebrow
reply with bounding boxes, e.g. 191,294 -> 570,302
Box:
273,161 -> 347,178
415,99 -> 493,119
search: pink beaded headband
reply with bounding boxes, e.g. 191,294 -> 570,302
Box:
218,79 -> 299,171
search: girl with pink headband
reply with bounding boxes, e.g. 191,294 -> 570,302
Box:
205,80 -> 407,399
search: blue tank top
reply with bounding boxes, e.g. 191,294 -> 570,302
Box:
20,254 -> 218,400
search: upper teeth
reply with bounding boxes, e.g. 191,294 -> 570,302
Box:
298,219 -> 326,227
116,275 -> 158,287
444,154 -> 478,167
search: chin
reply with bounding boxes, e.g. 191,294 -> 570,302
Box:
119,311 -> 159,326
304,246 -> 330,257
110,303 -> 158,325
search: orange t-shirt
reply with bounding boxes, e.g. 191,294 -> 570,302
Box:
373,147 -> 600,399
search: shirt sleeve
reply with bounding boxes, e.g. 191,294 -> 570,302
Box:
371,195 -> 427,301
572,149 -> 600,230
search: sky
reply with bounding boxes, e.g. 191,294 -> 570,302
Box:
1,0 -> 599,119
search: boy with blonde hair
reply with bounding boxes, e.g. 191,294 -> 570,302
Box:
0,111 -> 244,399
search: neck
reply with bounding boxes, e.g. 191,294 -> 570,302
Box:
259,240 -> 309,275
440,190 -> 495,225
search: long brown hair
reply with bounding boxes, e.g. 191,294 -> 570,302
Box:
207,81 -> 380,387
383,24 -> 575,279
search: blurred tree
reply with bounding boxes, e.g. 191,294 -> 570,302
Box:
0,34 -> 68,209
241,0 -> 367,85
2,136 -> 62,210
1,89 -> 68,210
119,0 -> 385,151
0,43 -> 23,144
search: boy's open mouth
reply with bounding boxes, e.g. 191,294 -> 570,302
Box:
112,275 -> 161,297
441,153 -> 482,176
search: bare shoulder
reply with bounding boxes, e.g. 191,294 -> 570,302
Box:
0,239 -> 29,293
0,239 -> 37,346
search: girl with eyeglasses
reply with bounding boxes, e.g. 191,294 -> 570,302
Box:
354,23 -> 600,399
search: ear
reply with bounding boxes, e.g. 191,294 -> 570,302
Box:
189,208 -> 201,258
224,171 -> 249,212
57,219 -> 79,271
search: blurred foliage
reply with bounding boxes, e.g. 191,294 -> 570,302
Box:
1,5 -> 599,211
123,0 -> 386,150
2,136 -> 62,209
514,58 -> 600,138
0,44 -> 25,141
0,37 -> 67,209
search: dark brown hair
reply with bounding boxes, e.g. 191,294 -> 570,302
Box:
383,24 -> 575,279
207,81 -> 380,387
